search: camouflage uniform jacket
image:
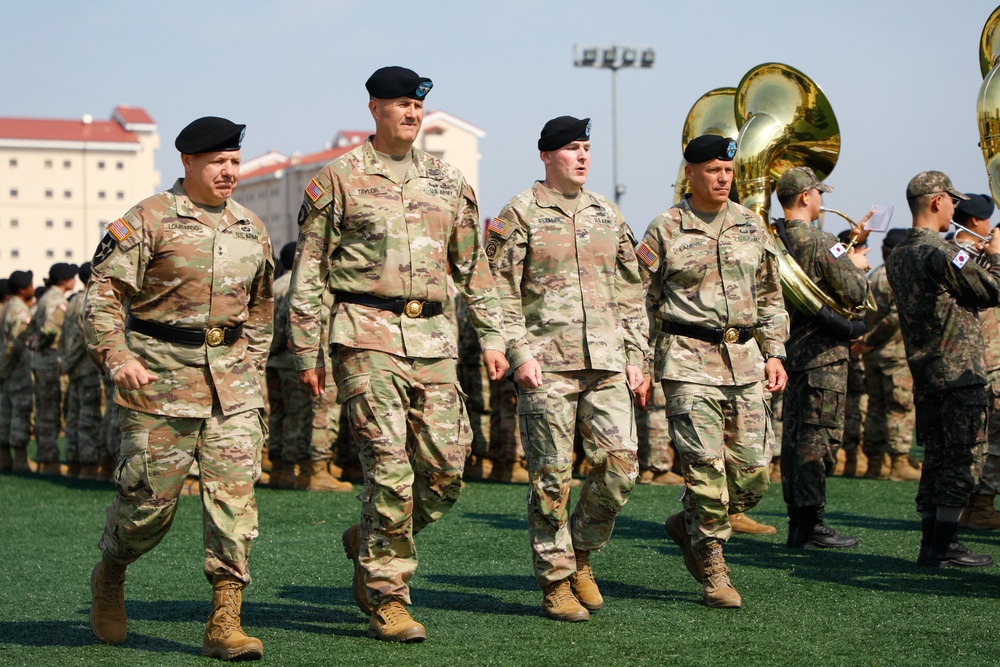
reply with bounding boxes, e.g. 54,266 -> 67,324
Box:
29,286 -> 69,369
0,296 -> 32,383
885,227 -> 1000,396
289,139 -> 504,369
266,273 -> 296,371
487,182 -> 649,372
980,305 -> 1000,374
60,292 -> 98,380
637,198 -> 788,385
84,179 -> 274,418
780,218 -> 870,372
864,264 -> 905,362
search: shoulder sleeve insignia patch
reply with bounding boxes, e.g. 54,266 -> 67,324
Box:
952,249 -> 970,269
635,241 -> 658,267
829,243 -> 847,258
305,178 -> 325,203
92,233 -> 118,267
108,218 -> 134,243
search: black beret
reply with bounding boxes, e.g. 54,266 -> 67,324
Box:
8,270 -> 32,293
366,66 -> 433,100
538,116 -> 591,152
175,116 -> 246,154
48,262 -> 78,283
883,228 -> 908,249
78,262 -> 93,285
279,242 -> 297,273
0,279 -> 7,296
684,134 -> 737,164
956,193 -> 995,220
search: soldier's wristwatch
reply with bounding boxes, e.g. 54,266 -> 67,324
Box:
765,354 -> 786,362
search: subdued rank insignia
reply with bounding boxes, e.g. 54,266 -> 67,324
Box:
953,249 -> 970,269
829,243 -> 847,258
109,218 -> 134,242
92,233 -> 118,266
635,242 -> 657,267
305,178 -> 324,202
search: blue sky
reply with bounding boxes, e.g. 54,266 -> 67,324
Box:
3,0 -> 998,264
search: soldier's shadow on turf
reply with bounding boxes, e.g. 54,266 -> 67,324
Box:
0,619 -> 197,654
461,511 -> 527,531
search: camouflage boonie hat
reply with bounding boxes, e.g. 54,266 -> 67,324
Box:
905,171 -> 969,200
776,166 -> 833,198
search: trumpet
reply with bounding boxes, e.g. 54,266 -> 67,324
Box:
950,220 -> 994,267
819,207 -> 868,251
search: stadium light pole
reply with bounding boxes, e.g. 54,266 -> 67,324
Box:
573,44 -> 655,205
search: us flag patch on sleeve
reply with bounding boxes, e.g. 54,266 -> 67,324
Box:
305,178 -> 324,202
829,243 -> 847,258
953,249 -> 970,269
108,218 -> 134,242
488,217 -> 509,236
635,242 -> 657,267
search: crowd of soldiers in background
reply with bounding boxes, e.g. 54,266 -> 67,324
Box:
5,223 -> 999,533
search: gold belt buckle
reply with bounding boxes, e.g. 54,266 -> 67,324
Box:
205,327 -> 226,347
404,300 -> 424,318
723,327 -> 740,344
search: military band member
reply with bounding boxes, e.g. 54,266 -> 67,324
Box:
0,271 -> 36,474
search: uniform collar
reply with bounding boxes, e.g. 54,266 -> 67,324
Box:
362,138 -> 440,184
172,179 -> 244,229
531,181 -> 600,216
677,197 -> 739,234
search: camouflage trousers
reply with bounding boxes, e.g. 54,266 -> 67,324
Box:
842,358 -> 867,454
914,387 -> 987,513
32,358 -> 62,463
99,406 -> 264,585
458,361 -> 491,458
766,390 -> 783,458
862,355 -> 914,457
64,371 -> 103,465
0,370 -> 34,452
980,376 -> 1000,495
636,383 -> 675,473
334,347 -> 471,606
519,370 -> 638,586
490,377 -> 524,462
663,380 -> 771,547
99,376 -> 120,459
267,366 -> 338,464
781,362 -> 847,509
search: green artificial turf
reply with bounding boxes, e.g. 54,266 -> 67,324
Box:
1,469 -> 999,666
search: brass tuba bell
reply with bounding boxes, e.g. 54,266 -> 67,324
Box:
672,87 -> 739,204
733,62 -> 870,320
977,6 -> 1000,209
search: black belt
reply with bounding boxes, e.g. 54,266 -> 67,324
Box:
334,292 -> 444,318
126,315 -> 243,347
664,321 -> 755,345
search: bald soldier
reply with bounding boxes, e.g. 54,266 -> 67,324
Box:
487,116 -> 648,622
636,135 -> 788,608
86,117 -> 273,660
289,66 -> 507,643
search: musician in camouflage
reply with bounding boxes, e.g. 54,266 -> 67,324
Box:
288,66 -> 507,643
887,171 -> 1000,569
636,134 -> 788,608
85,116 -> 272,660
61,262 -> 103,478
0,271 -> 36,473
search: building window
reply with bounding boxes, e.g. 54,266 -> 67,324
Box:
64,220 -> 72,229
8,158 -> 16,167
11,249 -> 18,258
63,160 -> 71,168
117,191 -> 125,200
98,220 -> 109,234
10,219 -> 18,228
45,190 -> 53,199
45,220 -> 54,228
97,161 -> 105,169
98,191 -> 106,200
64,190 -> 72,199
116,161 -> 124,170
65,250 -> 73,258
9,188 -> 16,198
44,159 -> 52,168
46,250 -> 54,258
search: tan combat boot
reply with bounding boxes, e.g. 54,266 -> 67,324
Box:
541,578 -> 590,622
98,454 -> 115,481
664,512 -> 704,582
180,476 -> 201,496
863,453 -> 889,480
37,461 -> 66,476
570,550 -> 603,611
843,448 -> 868,478
0,447 -> 12,472
11,449 -> 34,473
302,460 -> 353,492
342,524 -> 373,614
888,453 -> 922,482
769,459 -> 782,483
700,542 -> 742,608
648,470 -> 685,486
268,460 -> 296,489
65,462 -> 82,478
368,599 -> 426,642
832,448 -> 847,477
729,512 -> 777,535
202,576 -> 263,660
90,560 -> 127,644
959,494 -> 1000,530
78,464 -> 102,481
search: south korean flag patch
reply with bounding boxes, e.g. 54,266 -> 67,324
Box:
829,242 -> 847,259
953,249 -> 971,269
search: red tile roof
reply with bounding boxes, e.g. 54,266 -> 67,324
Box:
240,144 -> 356,180
0,117 -> 139,144
114,106 -> 155,125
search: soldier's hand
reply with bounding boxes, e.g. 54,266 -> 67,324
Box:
300,367 -> 326,397
848,246 -> 871,271
483,349 -> 509,381
513,359 -> 543,389
765,357 -> 787,393
849,210 -> 874,247
626,365 -> 644,392
113,360 -> 158,391
987,228 -> 1000,256
633,374 -> 653,411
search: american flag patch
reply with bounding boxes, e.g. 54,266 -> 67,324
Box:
305,178 -> 324,202
635,242 -> 657,267
108,218 -> 134,242
953,250 -> 970,269
488,217 -> 509,236
829,243 -> 847,258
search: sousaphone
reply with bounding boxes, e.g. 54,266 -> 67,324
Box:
978,6 -> 1000,208
673,87 -> 739,204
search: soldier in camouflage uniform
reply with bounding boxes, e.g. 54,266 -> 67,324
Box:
29,262 -> 78,474
85,117 -> 272,660
289,67 -> 508,643
835,229 -> 870,478
0,271 -> 36,473
486,116 -> 647,622
887,171 -> 1000,568
637,135 -> 788,608
455,288 -> 493,479
635,384 -> 681,485
774,167 -> 871,549
98,375 -> 120,478
61,262 -> 104,480
858,229 -> 919,482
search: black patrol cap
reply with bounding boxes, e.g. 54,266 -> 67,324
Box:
279,242 -> 297,273
956,193 -> 995,220
175,116 -> 246,154
8,270 -> 32,293
884,228 -> 908,249
48,262 -> 78,283
365,66 -> 433,100
538,116 -> 591,151
684,134 -> 737,164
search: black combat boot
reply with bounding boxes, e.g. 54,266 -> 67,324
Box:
922,520 -> 994,568
789,506 -> 858,550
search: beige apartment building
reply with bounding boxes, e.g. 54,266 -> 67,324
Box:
237,110 -> 485,254
0,106 -> 160,282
